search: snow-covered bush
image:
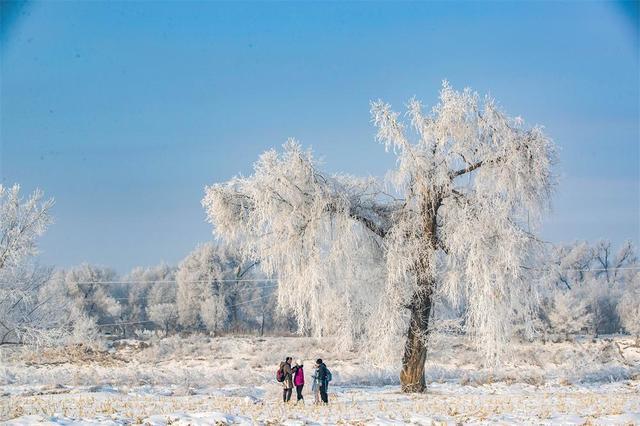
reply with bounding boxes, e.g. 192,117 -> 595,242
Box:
547,290 -> 592,341
65,306 -> 100,345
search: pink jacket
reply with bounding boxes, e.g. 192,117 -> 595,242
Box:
293,366 -> 304,386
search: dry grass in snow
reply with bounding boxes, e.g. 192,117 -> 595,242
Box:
1,335 -> 639,424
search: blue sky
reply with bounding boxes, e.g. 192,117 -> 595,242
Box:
1,1 -> 638,273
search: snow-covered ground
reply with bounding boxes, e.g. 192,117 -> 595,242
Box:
2,335 -> 639,424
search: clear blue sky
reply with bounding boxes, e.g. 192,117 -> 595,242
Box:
1,1 -> 638,273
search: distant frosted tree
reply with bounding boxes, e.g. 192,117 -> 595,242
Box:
617,273 -> 640,343
544,240 -> 637,336
147,303 -> 178,336
176,243 -> 239,330
546,242 -> 594,290
50,264 -> 122,326
119,263 -> 177,335
200,296 -> 227,336
234,266 -> 283,336
589,241 -> 636,334
203,82 -> 556,392
125,263 -> 176,307
593,240 -> 637,285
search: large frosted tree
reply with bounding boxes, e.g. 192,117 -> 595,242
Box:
202,83 -> 556,392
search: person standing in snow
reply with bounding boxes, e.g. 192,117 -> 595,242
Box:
311,363 -> 320,404
292,359 -> 305,403
280,357 -> 294,402
316,358 -> 330,404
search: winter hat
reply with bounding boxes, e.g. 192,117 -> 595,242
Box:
296,359 -> 302,366
316,358 -> 323,365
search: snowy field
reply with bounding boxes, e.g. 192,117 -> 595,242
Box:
2,335 -> 639,425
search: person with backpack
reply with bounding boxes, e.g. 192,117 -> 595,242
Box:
315,358 -> 331,404
292,359 -> 305,404
277,357 -> 294,402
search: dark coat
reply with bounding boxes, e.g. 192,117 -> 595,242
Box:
317,363 -> 329,385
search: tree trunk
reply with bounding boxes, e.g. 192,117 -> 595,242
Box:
400,203 -> 438,393
400,285 -> 433,392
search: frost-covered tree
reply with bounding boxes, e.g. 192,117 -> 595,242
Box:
234,266 -> 285,336
203,82 -> 556,392
37,265 -> 123,343
200,296 -> 227,336
589,241 -> 637,334
0,262 -> 60,345
50,264 -> 122,324
544,241 -> 637,336
125,263 -> 177,307
0,184 -> 53,273
118,263 -> 177,335
147,303 -> 178,336
545,242 -> 594,290
176,243 -> 241,331
592,240 -> 637,285
617,273 -> 640,343
0,185 -> 57,345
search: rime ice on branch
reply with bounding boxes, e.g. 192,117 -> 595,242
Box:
202,82 -> 556,392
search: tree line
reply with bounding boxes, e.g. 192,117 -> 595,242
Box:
0,186 -> 294,345
1,183 -> 637,348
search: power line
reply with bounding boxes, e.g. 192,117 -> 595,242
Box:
97,294 -> 275,328
9,265 -> 635,291
73,278 -> 278,285
530,266 -> 640,273
2,268 -> 636,294
110,283 -> 278,301
561,266 -> 638,272
70,266 -> 640,286
97,320 -> 154,328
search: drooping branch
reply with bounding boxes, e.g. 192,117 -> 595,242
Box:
347,201 -> 398,239
449,159 -> 485,179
